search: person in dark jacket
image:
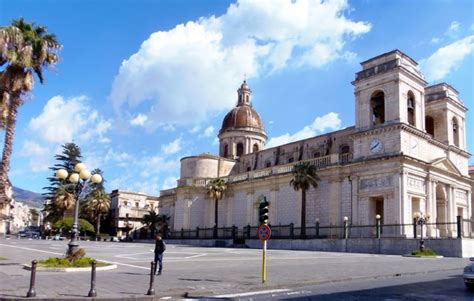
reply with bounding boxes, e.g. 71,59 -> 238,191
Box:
153,234 -> 166,275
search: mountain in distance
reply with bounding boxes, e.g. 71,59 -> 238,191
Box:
12,186 -> 45,208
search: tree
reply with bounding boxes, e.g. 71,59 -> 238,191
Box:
53,186 -> 75,219
0,18 -> 60,203
141,210 -> 160,237
42,143 -> 81,222
290,162 -> 320,239
53,217 -> 94,235
206,178 -> 227,236
82,171 -> 110,236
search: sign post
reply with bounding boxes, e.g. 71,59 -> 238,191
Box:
258,224 -> 271,283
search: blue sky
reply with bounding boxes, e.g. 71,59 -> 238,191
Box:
1,0 -> 473,195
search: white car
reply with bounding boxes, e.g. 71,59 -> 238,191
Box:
463,258 -> 474,289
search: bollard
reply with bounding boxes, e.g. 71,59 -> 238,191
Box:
232,225 -> 236,239
315,221 -> 320,238
147,261 -> 155,295
246,225 -> 251,239
290,223 -> 294,239
196,226 -> 200,238
88,260 -> 97,297
26,260 -> 37,297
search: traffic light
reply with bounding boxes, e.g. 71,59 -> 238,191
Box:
259,197 -> 269,225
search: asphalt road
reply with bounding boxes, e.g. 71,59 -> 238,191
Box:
0,238 -> 473,300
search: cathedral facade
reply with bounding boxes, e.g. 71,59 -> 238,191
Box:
159,50 -> 472,239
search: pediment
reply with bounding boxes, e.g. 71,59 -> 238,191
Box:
429,157 -> 462,176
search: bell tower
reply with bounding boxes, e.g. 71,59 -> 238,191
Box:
351,50 -> 428,159
353,50 -> 427,131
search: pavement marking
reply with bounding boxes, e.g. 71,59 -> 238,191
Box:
96,259 -> 150,270
115,252 -> 153,259
0,243 -> 63,256
214,289 -> 292,298
185,254 -> 207,259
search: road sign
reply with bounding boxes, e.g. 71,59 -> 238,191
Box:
258,224 -> 271,241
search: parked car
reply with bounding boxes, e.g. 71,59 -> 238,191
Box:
52,234 -> 64,241
463,258 -> 474,289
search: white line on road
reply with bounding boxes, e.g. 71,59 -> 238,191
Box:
0,244 -> 63,256
185,254 -> 207,259
214,289 -> 292,298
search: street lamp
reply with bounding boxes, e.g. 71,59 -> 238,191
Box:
413,211 -> 430,252
56,162 -> 102,255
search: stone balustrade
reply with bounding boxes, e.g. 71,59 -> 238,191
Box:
177,153 -> 353,188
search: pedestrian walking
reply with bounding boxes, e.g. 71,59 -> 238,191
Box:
153,234 -> 166,275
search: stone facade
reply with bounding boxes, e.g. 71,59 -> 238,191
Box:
160,50 -> 473,239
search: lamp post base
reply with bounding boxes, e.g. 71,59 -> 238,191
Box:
67,240 -> 79,256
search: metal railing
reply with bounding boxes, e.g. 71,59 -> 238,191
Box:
162,217 -> 466,240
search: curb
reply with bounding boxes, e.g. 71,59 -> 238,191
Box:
23,264 -> 118,272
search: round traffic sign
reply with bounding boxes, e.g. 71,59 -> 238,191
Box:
258,224 -> 271,241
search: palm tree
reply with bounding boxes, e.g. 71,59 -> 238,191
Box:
207,178 -> 227,237
0,18 -> 60,203
53,186 -> 75,219
290,162 -> 320,239
83,189 -> 110,236
141,210 -> 161,237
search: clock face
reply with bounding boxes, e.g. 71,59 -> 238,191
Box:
369,138 -> 383,154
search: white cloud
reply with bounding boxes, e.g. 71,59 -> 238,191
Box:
20,140 -> 48,157
138,155 -> 179,178
161,138 -> 182,155
421,35 -> 474,82
202,126 -> 214,137
29,95 -> 112,143
189,125 -> 201,133
130,113 -> 148,126
109,0 -> 370,129
19,141 -> 51,172
446,21 -> 460,38
431,37 -> 441,44
266,112 -> 341,148
104,149 -> 133,167
162,176 -> 178,190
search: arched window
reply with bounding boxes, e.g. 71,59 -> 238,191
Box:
340,145 -> 350,154
425,116 -> 434,137
253,143 -> 259,152
313,152 -> 321,158
223,144 -> 228,158
370,91 -> 385,125
339,145 -> 350,163
288,157 -> 294,163
237,143 -> 244,157
452,117 -> 459,147
265,161 -> 271,168
407,91 -> 415,126
246,166 -> 251,172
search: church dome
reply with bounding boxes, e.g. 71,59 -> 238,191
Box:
220,105 -> 265,132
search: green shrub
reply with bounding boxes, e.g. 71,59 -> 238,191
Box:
37,256 -> 109,268
411,248 -> 437,256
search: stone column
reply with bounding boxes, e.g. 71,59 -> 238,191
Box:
447,185 -> 456,237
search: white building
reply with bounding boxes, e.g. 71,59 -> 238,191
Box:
159,50 -> 472,239
110,190 -> 160,237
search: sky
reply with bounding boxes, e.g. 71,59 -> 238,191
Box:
1,0 -> 473,196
